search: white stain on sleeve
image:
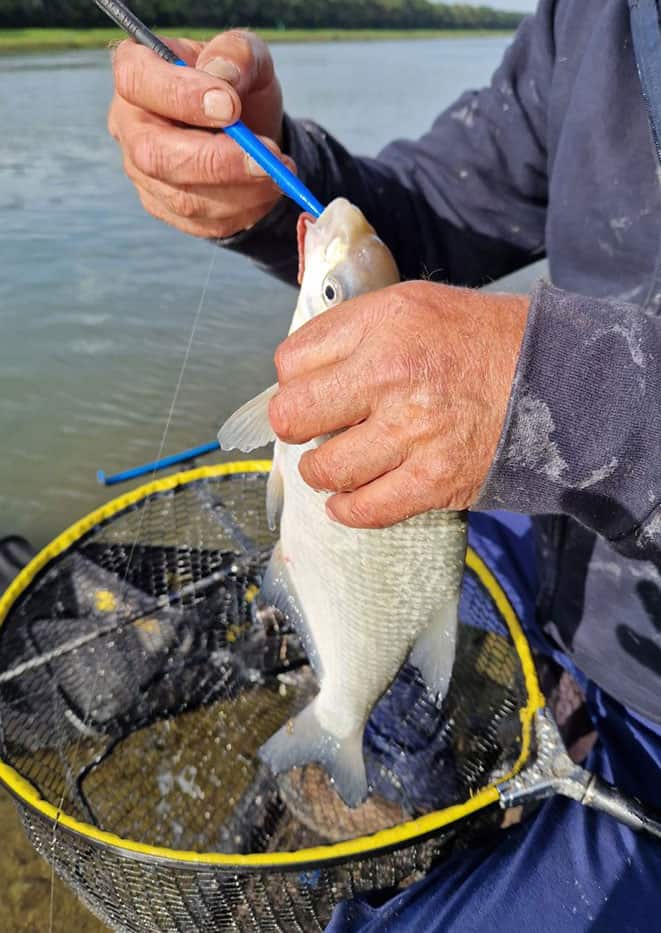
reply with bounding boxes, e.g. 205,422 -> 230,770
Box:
639,510 -> 661,548
505,390 -> 568,481
609,216 -> 632,243
577,458 -> 619,490
450,104 -> 476,128
588,317 -> 645,368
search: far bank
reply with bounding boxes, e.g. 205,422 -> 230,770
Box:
0,27 -> 515,54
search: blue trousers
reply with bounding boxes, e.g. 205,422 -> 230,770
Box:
327,513 -> 661,932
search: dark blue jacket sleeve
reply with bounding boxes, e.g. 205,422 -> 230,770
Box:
478,282 -> 661,563
222,2 -> 556,285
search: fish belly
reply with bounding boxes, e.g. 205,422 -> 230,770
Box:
278,440 -> 467,736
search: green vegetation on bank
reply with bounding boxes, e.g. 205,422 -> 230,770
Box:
0,1 -> 524,31
0,26 -> 516,53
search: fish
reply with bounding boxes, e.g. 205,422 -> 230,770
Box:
218,197 -> 467,807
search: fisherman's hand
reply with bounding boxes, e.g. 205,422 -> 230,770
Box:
270,281 -> 529,528
108,31 -> 293,238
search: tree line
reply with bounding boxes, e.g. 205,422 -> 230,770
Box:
0,1 -> 524,30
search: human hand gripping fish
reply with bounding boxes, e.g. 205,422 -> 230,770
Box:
219,198 -> 475,807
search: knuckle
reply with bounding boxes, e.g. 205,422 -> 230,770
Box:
268,394 -> 292,439
107,99 -> 121,140
112,38 -> 133,63
196,142 -> 227,184
130,133 -> 163,178
325,366 -> 346,401
409,458 -> 435,490
388,349 -> 417,386
371,431 -> 399,468
122,156 -> 139,183
167,189 -> 201,220
137,190 -> 159,221
212,220 -> 238,239
200,30 -> 253,77
162,81 -> 189,123
211,29 -> 273,91
323,447 -> 357,492
299,451 -> 330,490
346,497 -> 379,529
273,343 -> 291,381
112,46 -> 140,103
226,29 -> 254,54
295,380 -> 320,420
223,29 -> 262,68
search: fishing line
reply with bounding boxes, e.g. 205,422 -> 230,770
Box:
46,244 -> 218,933
148,245 -> 218,494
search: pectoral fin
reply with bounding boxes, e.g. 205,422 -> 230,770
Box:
409,599 -> 459,701
218,383 -> 278,452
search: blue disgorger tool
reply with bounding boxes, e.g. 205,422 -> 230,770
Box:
94,0 -> 324,486
97,441 -> 221,486
92,0 -> 325,217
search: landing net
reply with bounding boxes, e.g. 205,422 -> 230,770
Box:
0,462 -> 543,931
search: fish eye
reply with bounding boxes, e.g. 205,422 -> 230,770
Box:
322,276 -> 343,307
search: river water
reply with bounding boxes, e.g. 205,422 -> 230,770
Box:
0,37 -> 540,547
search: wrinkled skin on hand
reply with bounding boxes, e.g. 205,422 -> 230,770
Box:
269,281 -> 529,528
108,31 -> 294,238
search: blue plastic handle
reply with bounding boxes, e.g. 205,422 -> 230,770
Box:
173,59 -> 324,217
224,121 -> 324,217
98,440 -> 221,486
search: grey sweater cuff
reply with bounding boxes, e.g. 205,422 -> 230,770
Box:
477,281 -> 661,559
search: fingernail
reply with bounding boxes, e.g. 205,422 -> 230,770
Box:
246,154 -> 269,178
202,57 -> 241,86
203,89 -> 235,123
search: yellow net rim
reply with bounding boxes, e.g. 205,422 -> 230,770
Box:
0,460 -> 545,869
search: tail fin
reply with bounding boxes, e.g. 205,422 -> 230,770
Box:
259,700 -> 368,808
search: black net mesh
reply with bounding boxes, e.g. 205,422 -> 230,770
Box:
0,467 -> 534,931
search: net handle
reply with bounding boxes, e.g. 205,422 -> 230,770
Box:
582,774 -> 661,840
499,709 -> 661,841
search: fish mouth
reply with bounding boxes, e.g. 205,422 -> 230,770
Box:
299,197 -> 400,298
307,198 -> 374,251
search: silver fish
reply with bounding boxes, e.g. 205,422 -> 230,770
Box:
219,198 -> 467,807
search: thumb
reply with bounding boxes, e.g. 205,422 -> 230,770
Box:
196,30 -> 277,99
